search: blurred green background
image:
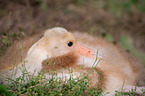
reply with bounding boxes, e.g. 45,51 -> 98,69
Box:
0,0 -> 145,65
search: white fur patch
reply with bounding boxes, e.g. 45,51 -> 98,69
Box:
25,49 -> 48,75
123,85 -> 145,94
77,56 -> 101,68
44,72 -> 81,82
27,37 -> 44,56
8,48 -> 48,79
104,75 -> 123,95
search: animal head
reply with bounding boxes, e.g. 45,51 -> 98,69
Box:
27,27 -> 94,58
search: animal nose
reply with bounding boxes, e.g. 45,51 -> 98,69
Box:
76,44 -> 94,58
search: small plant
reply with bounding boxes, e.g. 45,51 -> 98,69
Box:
0,53 -> 103,95
1,68 -> 103,95
2,38 -> 11,46
1,50 -> 144,96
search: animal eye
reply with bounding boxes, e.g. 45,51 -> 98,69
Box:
67,41 -> 73,47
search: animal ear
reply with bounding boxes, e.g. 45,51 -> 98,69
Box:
44,27 -> 68,37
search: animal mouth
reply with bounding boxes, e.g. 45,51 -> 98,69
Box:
75,44 -> 94,58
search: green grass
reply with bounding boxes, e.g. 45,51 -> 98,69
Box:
0,49 -> 144,96
1,69 -> 144,96
0,55 -> 144,96
104,0 -> 145,14
0,54 -> 103,95
1,70 -> 103,95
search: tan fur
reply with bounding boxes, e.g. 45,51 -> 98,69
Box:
0,27 -> 144,95
72,32 -> 143,94
73,32 -> 141,82
41,53 -> 106,91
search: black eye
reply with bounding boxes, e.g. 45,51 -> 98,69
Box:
67,41 -> 73,47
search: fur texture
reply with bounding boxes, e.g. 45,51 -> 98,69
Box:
0,27 -> 144,95
42,52 -> 106,91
